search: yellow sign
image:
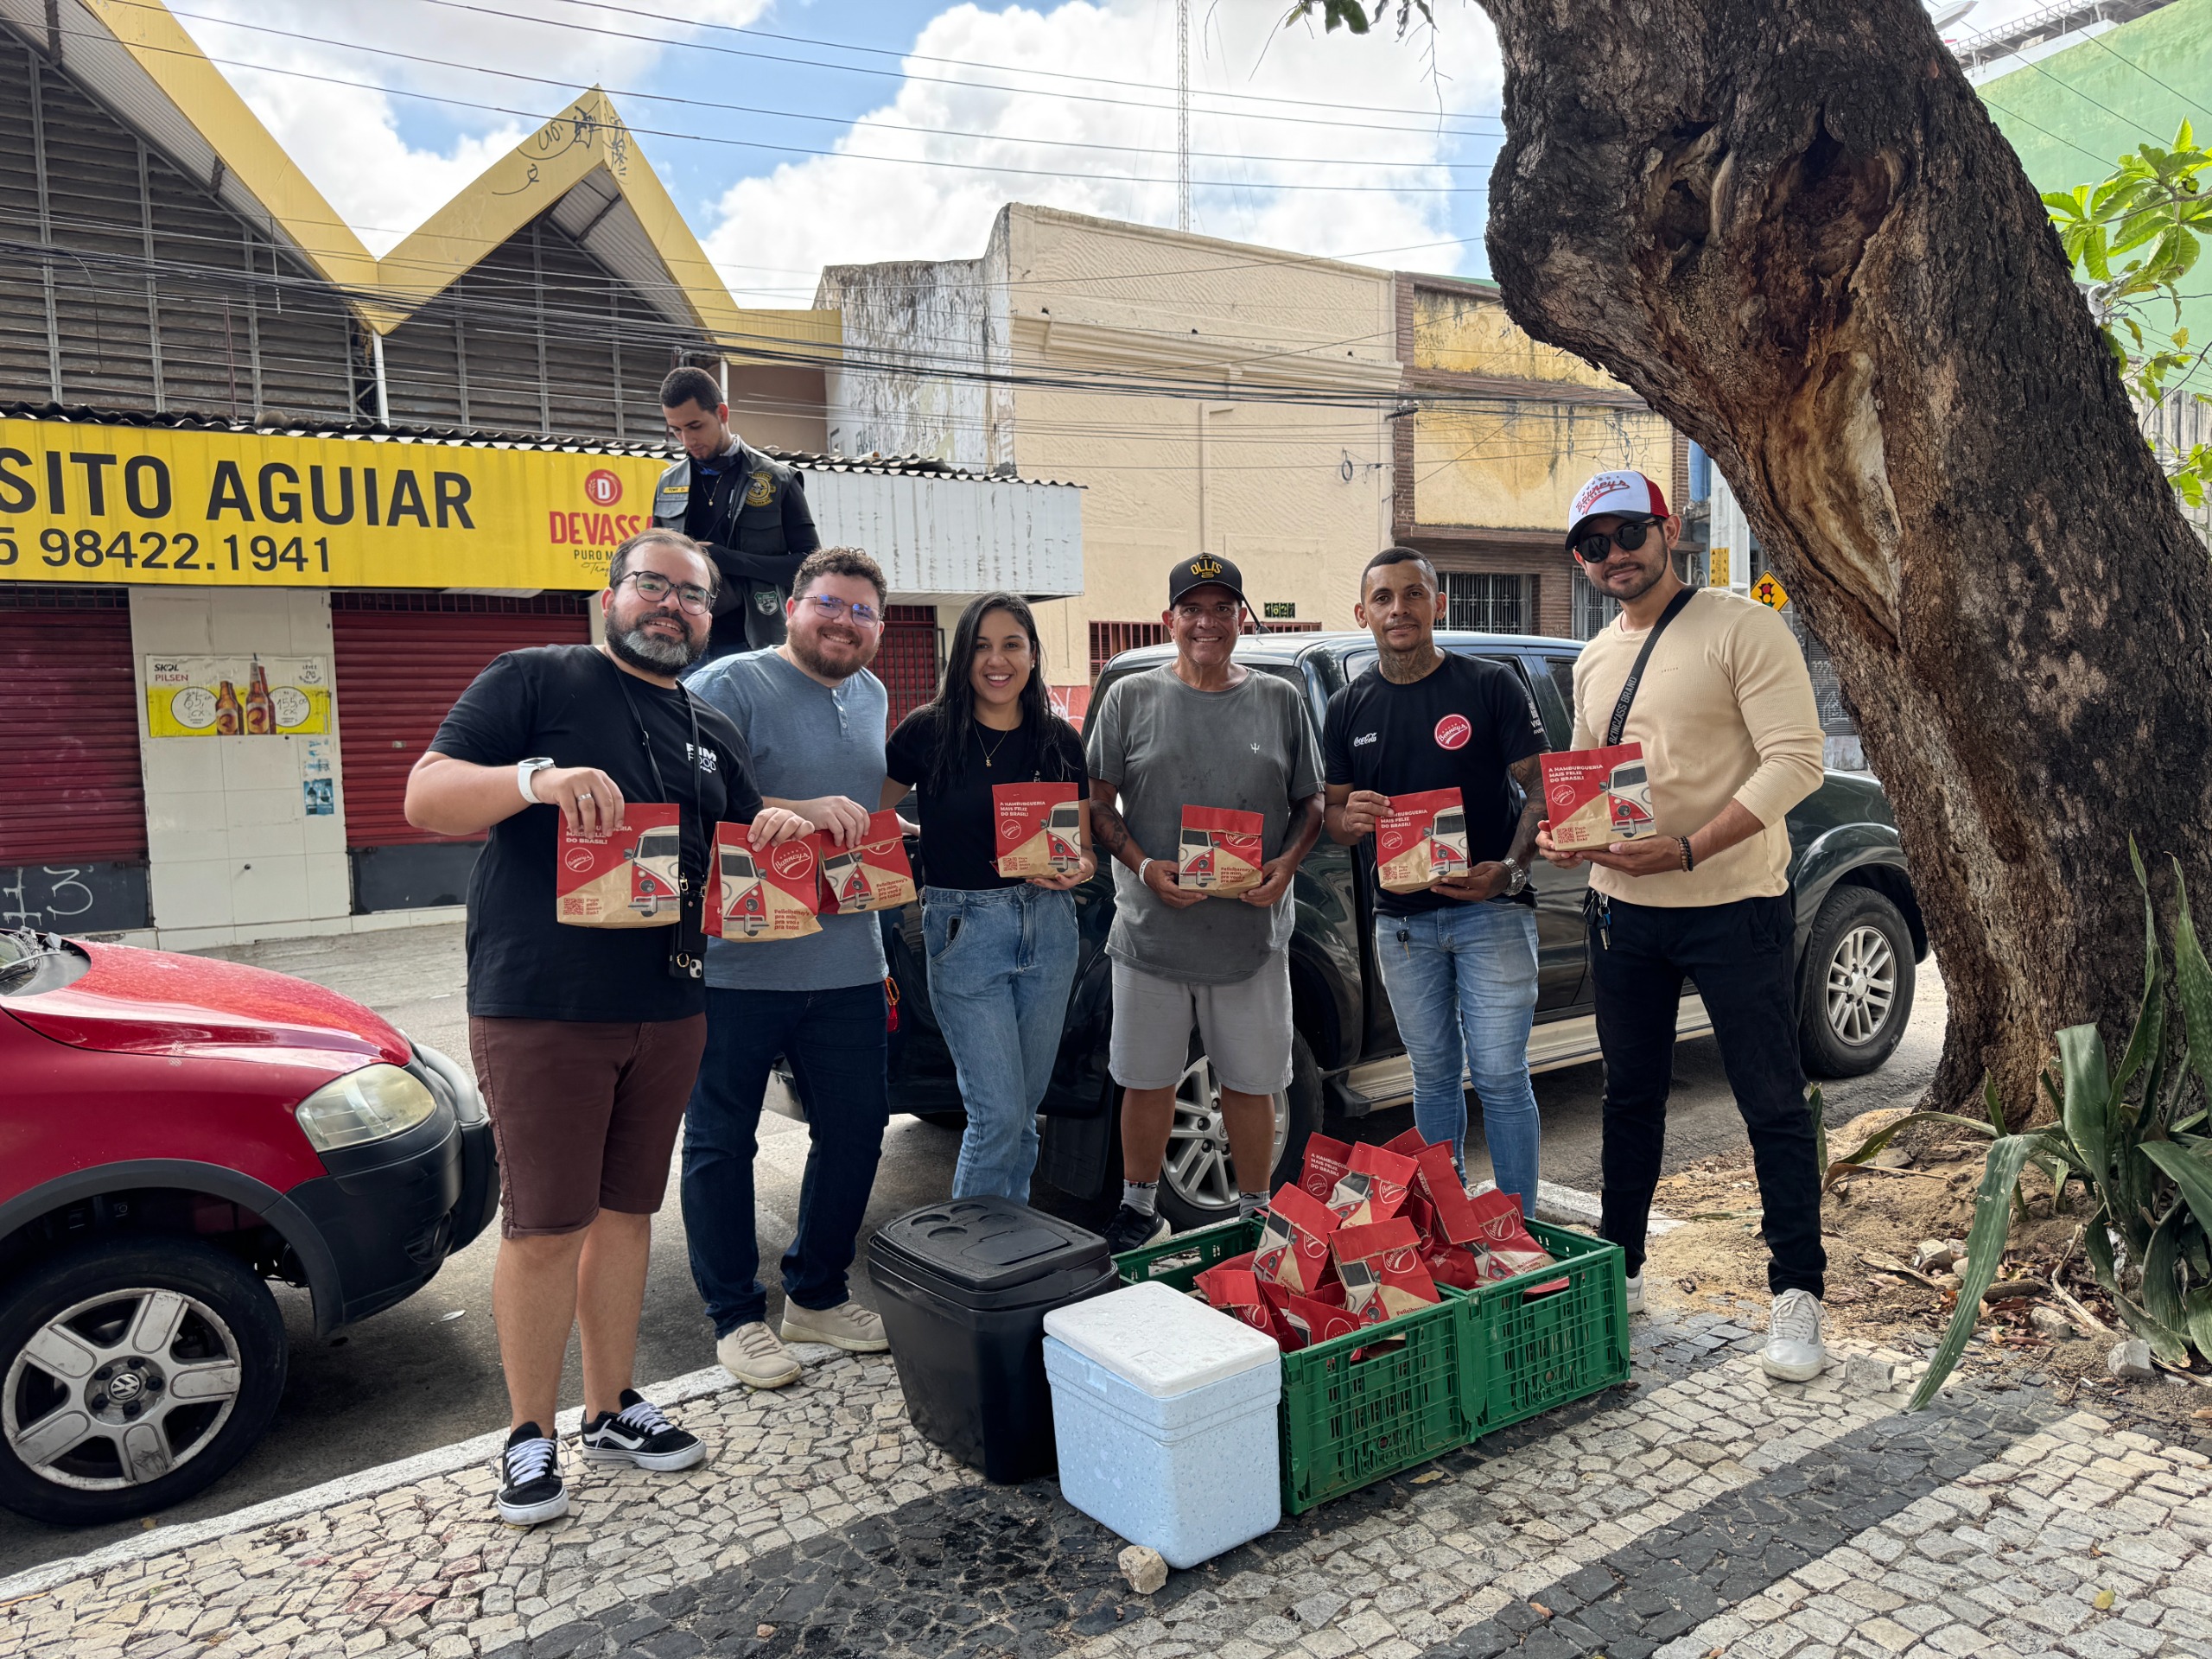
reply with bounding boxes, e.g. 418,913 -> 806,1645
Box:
0,419 -> 667,591
1708,547 -> 1730,587
145,655 -> 332,737
1751,572 -> 1789,610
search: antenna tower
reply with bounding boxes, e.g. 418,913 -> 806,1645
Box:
1176,0 -> 1192,232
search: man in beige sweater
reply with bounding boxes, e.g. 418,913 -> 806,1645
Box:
1537,469 -> 1830,1381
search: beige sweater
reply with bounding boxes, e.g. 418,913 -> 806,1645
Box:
1569,588 -> 1825,906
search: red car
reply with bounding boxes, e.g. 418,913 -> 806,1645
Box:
0,928 -> 496,1525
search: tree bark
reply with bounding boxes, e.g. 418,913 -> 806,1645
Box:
1472,0 -> 2212,1120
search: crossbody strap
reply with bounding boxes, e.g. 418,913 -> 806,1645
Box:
1605,587 -> 1697,747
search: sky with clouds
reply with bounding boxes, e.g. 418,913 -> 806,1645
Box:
163,0 -> 2068,308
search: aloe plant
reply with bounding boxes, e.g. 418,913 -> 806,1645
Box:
1906,849 -> 2212,1408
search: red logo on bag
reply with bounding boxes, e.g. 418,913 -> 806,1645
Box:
1434,713 -> 1471,751
562,846 -> 596,872
770,841 -> 816,880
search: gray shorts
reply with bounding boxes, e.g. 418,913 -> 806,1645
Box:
1108,951 -> 1294,1096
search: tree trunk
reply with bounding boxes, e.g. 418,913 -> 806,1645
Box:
1472,0 -> 2212,1120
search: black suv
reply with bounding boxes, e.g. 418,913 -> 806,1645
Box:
880,631 -> 1925,1231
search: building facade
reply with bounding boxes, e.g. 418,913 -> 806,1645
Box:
0,0 -> 1077,947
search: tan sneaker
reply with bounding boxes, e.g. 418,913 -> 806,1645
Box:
779,1299 -> 888,1353
716,1321 -> 800,1389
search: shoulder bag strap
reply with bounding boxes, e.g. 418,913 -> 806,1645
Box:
1605,587 -> 1697,747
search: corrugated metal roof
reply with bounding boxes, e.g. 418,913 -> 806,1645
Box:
0,400 -> 1082,488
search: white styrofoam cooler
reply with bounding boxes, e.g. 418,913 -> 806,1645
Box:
1042,1281 -> 1283,1568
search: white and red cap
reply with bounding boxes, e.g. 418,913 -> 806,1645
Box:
1565,470 -> 1670,549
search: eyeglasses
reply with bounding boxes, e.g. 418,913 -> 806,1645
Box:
799,594 -> 884,627
620,570 -> 715,614
1572,518 -> 1656,564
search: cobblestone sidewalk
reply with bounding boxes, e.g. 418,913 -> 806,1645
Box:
2,1313 -> 2205,1659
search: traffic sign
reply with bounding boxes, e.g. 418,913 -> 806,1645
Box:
1751,572 -> 1789,610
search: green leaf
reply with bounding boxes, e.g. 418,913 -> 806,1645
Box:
2141,1203 -> 2195,1351
2085,1208 -> 2121,1299
2060,1024 -> 2114,1188
2174,860 -> 2212,1108
1909,1135 -> 2042,1410
1823,1110 -> 1996,1188
2142,1141 -> 2212,1237
2112,1288 -> 2190,1366
1985,1074 -> 2009,1136
2113,845 -> 2164,1102
2185,1285 -> 2212,1360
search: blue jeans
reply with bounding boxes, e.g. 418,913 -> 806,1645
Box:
923,885 -> 1079,1204
681,982 -> 889,1336
1374,900 -> 1541,1211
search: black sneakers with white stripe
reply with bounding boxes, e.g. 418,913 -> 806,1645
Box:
579,1389 -> 705,1472
495,1423 -> 568,1526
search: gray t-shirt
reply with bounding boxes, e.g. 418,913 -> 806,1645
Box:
1085,666 -> 1323,985
686,647 -> 888,992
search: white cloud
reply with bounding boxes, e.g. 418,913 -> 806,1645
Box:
168,0 -> 772,254
702,1 -> 1499,305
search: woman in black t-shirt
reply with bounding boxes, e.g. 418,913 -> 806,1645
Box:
882,593 -> 1092,1202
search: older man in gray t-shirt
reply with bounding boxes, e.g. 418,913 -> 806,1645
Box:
1087,553 -> 1324,1253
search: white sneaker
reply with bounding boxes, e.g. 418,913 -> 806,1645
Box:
1762,1288 -> 1827,1381
779,1299 -> 889,1353
717,1320 -> 801,1389
1623,1272 -> 1644,1315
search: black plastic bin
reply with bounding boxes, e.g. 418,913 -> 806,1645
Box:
868,1197 -> 1119,1484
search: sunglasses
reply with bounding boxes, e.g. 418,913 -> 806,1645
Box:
620,570 -> 715,614
1572,518 -> 1656,564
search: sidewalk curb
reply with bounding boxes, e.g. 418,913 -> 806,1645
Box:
1480,1179 -> 1683,1236
0,1357 -> 804,1605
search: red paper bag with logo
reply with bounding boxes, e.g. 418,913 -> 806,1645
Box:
1263,1282 -> 1362,1351
1326,1142 -> 1417,1229
1178,805 -> 1265,896
1252,1183 -> 1339,1298
993,783 -> 1084,878
1376,787 -> 1470,894
1332,1217 -> 1440,1326
1465,1186 -> 1567,1294
709,822 -> 823,940
1541,743 -> 1655,852
1297,1134 -> 1355,1205
1197,1268 -> 1287,1344
820,810 -> 917,914
556,805 -> 683,928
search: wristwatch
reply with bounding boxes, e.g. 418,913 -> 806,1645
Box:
518,756 -> 556,805
1500,856 -> 1530,897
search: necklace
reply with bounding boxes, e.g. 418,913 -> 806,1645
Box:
975,721 -> 1015,769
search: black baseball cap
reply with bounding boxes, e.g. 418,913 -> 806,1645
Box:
1167,552 -> 1248,608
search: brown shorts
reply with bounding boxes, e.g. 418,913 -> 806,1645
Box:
467,1014 -> 708,1238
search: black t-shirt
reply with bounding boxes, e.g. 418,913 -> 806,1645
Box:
430,644 -> 763,1021
682,454 -> 727,545
885,707 -> 1089,892
1322,652 -> 1547,915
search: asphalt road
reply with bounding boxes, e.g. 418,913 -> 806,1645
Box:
0,922 -> 1946,1577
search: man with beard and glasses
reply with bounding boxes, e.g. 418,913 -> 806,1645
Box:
1323,547 -> 1549,1210
679,547 -> 896,1389
1534,470 -> 1828,1381
406,529 -> 810,1526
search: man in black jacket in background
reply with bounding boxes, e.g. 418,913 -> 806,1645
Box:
652,365 -> 821,662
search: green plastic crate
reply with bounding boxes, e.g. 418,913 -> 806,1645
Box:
1114,1214 -> 1630,1514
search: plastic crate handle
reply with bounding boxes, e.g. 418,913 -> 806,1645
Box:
1452,1287 -> 1490,1429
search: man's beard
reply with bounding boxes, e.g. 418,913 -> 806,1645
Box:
1592,556 -> 1668,604
609,618 -> 703,673
788,626 -> 872,682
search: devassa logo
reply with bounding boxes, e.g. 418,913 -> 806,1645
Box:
583,468 -> 623,507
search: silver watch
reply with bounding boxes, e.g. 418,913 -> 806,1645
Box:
1501,856 -> 1530,896
518,756 -> 556,805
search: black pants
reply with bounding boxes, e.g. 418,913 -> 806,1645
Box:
1590,892 -> 1826,1298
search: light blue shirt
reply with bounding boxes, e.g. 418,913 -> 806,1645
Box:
685,648 -> 889,992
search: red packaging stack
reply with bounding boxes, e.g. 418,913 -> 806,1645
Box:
1187,1127 -> 1566,1346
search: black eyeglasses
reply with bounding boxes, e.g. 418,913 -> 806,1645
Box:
1572,518 -> 1656,564
620,571 -> 715,614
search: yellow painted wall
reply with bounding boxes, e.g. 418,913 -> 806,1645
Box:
1408,284 -> 1669,531
993,209 -> 1399,686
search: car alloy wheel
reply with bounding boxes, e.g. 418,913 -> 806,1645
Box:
1822,922 -> 1897,1048
1161,1052 -> 1290,1217
3,1287 -> 243,1492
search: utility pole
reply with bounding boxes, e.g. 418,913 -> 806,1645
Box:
1176,0 -> 1191,232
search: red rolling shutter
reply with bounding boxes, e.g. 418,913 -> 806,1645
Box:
0,586 -> 146,862
873,605 -> 940,728
330,593 -> 592,849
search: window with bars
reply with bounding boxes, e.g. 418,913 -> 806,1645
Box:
1089,620 -> 1168,679
1443,573 -> 1529,634
1573,581 -> 1621,641
873,605 -> 942,726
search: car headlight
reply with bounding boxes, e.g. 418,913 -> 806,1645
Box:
295,1064 -> 438,1153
